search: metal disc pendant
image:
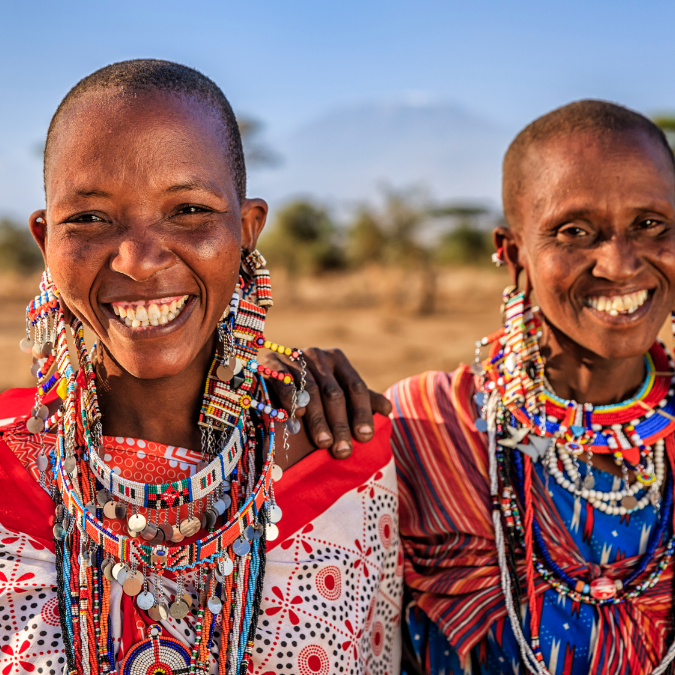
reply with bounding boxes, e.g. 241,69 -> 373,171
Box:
84,501 -> 97,515
622,495 -> 638,510
232,536 -> 251,556
104,561 -> 116,582
204,508 -> 218,529
128,513 -> 147,531
216,364 -> 234,382
41,341 -> 53,358
207,596 -> 223,614
181,592 -> 193,607
266,523 -> 279,541
583,475 -> 596,490
220,494 -> 232,510
171,526 -> 185,543
63,455 -> 77,473
296,389 -> 310,408
148,602 -> 169,621
147,529 -> 165,547
25,415 -> 45,434
213,498 -> 227,516
32,404 -> 49,420
114,503 -> 128,520
474,418 -> 488,433
286,418 -> 301,435
169,599 -> 189,619
199,513 -> 208,529
269,504 -> 283,523
158,523 -> 174,541
112,563 -> 126,582
19,336 -> 33,353
96,489 -> 112,507
116,567 -> 129,586
141,523 -> 158,541
103,501 -> 118,519
100,559 -> 112,576
179,516 -> 200,537
271,464 -> 283,482
123,571 -> 143,596
53,523 -> 66,540
136,590 -> 155,611
244,524 -> 256,541
222,555 -> 234,576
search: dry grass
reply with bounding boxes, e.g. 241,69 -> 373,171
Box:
0,266 -> 509,394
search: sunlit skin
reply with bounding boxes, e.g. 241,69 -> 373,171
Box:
29,90 -> 316,461
496,129 -> 675,477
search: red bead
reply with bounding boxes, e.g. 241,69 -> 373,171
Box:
589,576 -> 616,600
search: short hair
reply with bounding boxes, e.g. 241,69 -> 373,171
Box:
503,99 -> 675,227
44,59 -> 246,203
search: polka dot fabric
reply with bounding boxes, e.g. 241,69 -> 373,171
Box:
252,458 -> 403,675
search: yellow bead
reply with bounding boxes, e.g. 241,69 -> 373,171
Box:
283,375 -> 292,385
264,340 -> 271,349
57,377 -> 68,400
270,343 -> 279,351
284,347 -> 292,356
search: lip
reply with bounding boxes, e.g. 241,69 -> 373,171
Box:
582,289 -> 654,327
101,295 -> 197,339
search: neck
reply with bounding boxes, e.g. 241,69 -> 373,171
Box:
540,319 -> 646,406
95,335 -> 217,452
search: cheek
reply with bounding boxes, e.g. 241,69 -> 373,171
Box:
527,249 -> 578,312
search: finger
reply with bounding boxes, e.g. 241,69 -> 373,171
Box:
369,390 -> 393,417
304,347 -> 353,459
329,349 -> 376,444
298,366 -> 336,450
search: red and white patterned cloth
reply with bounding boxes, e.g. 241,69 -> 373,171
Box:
0,387 -> 402,674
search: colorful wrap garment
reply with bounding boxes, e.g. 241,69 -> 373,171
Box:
388,366 -> 675,675
0,386 -> 403,674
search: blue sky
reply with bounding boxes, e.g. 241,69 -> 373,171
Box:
2,0 -> 675,219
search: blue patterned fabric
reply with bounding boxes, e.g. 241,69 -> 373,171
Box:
403,461 -> 666,675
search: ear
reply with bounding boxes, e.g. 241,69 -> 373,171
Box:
493,226 -> 527,290
29,210 -> 48,261
240,198 -> 268,251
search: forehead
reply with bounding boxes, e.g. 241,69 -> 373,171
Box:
45,90 -> 230,200
521,129 -> 675,218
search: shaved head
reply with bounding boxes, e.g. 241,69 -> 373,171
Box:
502,100 -> 675,229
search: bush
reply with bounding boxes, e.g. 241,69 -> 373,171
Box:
261,201 -> 345,275
0,219 -> 43,273
435,224 -> 494,265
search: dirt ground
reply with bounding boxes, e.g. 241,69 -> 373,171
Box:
0,266 -> 509,394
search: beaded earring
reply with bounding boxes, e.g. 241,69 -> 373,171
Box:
21,249 -> 314,672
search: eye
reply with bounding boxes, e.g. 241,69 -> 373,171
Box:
638,218 -> 662,230
65,213 -> 105,224
174,204 -> 211,215
557,223 -> 590,238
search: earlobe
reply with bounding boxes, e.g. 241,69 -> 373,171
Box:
240,198 -> 268,251
29,210 -> 48,261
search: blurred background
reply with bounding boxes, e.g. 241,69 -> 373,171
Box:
3,0 -> 675,392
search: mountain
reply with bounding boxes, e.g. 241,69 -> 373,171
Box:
249,99 -> 513,212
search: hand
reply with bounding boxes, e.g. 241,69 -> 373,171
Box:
258,347 -> 392,459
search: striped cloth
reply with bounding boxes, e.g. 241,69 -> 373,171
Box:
388,366 -> 675,675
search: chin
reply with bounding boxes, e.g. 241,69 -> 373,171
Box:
105,342 -> 198,380
573,329 -> 658,362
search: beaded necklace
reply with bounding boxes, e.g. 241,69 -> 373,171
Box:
23,252 -> 304,674
476,288 -> 675,675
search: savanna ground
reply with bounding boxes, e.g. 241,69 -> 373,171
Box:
0,266 -> 509,394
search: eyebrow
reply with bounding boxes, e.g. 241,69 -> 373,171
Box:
164,180 -> 223,197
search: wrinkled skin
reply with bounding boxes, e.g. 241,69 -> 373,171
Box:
30,89 -> 389,465
495,129 -> 675,476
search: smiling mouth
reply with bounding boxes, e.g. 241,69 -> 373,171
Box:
111,295 -> 189,328
584,290 -> 650,316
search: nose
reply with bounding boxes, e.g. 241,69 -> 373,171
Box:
110,227 -> 175,282
591,235 -> 644,283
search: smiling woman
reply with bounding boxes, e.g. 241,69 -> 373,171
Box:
0,59 -> 401,674
391,101 -> 675,675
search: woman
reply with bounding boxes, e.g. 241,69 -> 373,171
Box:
390,100 -> 675,675
0,59 -> 402,674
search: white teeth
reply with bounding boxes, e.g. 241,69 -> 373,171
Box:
586,290 -> 649,316
112,295 -> 190,329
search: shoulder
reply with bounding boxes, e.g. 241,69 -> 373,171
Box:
0,387 -> 36,430
386,366 -> 492,536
